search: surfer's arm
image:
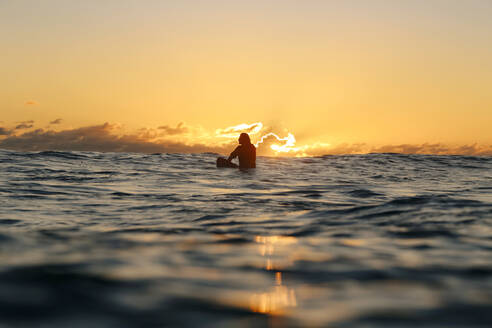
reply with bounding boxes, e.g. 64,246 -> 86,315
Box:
227,146 -> 240,162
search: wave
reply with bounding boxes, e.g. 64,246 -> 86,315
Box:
0,151 -> 491,327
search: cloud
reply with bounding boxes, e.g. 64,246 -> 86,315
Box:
15,124 -> 33,130
370,143 -> 492,156
15,120 -> 35,130
24,101 -> 37,106
216,122 -> 264,138
0,123 -> 230,154
291,142 -> 492,157
0,127 -> 12,136
157,122 -> 188,135
0,121 -> 490,156
14,120 -> 35,130
49,118 -> 63,125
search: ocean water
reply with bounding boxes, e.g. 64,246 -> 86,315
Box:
0,149 -> 491,328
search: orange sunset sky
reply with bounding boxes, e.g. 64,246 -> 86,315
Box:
1,0 -> 491,156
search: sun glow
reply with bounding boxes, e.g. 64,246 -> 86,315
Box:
217,122 -> 330,156
255,132 -> 299,154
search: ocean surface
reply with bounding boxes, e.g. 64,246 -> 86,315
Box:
0,150 -> 491,328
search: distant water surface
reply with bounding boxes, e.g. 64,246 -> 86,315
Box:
0,150 -> 491,327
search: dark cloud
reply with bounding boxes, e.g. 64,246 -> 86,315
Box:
15,124 -> 34,130
0,127 -> 12,136
0,123 -> 229,154
157,122 -> 188,135
24,101 -> 37,106
14,120 -> 35,130
49,118 -> 62,125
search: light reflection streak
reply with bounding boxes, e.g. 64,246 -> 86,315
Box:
250,235 -> 298,315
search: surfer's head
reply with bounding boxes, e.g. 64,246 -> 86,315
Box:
238,133 -> 251,145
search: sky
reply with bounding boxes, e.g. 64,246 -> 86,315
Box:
1,0 -> 491,155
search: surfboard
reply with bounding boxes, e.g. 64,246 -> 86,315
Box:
216,157 -> 238,168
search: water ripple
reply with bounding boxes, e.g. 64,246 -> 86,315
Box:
0,151 -> 491,327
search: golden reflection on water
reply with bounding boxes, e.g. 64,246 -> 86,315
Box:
250,235 -> 298,315
340,238 -> 365,247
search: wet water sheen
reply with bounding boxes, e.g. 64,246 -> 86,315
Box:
0,150 -> 491,327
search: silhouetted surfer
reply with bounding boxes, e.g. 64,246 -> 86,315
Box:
217,133 -> 256,168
